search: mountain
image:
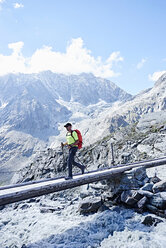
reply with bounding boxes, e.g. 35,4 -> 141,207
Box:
0,72 -> 131,138
76,73 -> 166,146
0,71 -> 131,184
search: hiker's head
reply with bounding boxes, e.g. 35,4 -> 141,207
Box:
64,123 -> 72,131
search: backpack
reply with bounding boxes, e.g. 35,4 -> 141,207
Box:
71,129 -> 83,149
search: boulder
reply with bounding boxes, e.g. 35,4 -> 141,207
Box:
78,197 -> 102,214
120,190 -> 139,206
132,191 -> 144,201
146,204 -> 159,214
137,196 -> 147,209
153,180 -> 166,193
98,204 -> 110,212
141,183 -> 154,192
142,215 -> 163,226
138,189 -> 153,198
150,176 -> 161,184
131,167 -> 147,181
149,192 -> 166,210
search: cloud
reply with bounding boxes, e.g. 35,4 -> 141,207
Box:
136,58 -> 146,69
0,0 -> 5,10
0,38 -> 124,78
0,42 -> 26,74
13,3 -> 24,9
148,71 -> 166,82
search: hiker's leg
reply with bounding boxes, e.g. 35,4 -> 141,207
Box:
67,148 -> 75,177
72,147 -> 85,173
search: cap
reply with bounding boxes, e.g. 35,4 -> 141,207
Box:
64,122 -> 72,128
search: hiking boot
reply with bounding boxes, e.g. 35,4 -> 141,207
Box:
81,166 -> 85,175
65,176 -> 73,180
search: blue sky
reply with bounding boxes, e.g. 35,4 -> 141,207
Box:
0,0 -> 166,94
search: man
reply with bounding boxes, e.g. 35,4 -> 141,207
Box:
61,123 -> 85,180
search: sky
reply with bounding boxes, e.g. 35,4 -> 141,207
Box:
0,0 -> 166,95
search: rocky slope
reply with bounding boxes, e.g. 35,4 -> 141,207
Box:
76,73 -> 166,146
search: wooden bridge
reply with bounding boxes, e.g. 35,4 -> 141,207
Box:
0,157 -> 166,206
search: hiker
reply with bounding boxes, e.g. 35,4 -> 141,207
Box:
61,123 -> 85,180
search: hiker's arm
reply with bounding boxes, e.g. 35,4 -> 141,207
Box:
69,140 -> 79,147
61,142 -> 68,147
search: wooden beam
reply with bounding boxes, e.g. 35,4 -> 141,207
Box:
0,157 -> 166,206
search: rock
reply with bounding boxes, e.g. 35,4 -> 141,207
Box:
142,215 -> 163,226
120,190 -> 138,206
0,205 -> 5,211
78,197 -> 102,214
121,190 -> 132,203
102,191 -> 117,201
149,192 -> 166,210
132,191 -> 144,201
121,152 -> 131,164
150,176 -> 161,184
146,204 -> 159,213
137,196 -> 147,209
125,197 -> 138,206
40,206 -> 61,213
20,204 -> 30,210
131,167 -> 147,181
79,192 -> 93,199
98,204 -> 110,212
153,180 -> 166,193
141,183 -> 154,192
138,189 -> 153,198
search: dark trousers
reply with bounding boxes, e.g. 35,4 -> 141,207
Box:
67,147 -> 83,177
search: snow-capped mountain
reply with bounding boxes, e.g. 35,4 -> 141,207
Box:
0,71 -> 131,183
0,71 -> 131,137
77,73 -> 166,146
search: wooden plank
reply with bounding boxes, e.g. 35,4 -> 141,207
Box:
0,157 -> 166,206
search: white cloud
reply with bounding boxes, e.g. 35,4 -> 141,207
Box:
148,71 -> 166,82
0,0 -> 5,3
13,3 -> 24,9
0,42 -> 26,74
0,38 -> 124,78
136,58 -> 146,69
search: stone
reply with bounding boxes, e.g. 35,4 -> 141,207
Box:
131,167 -> 147,181
0,205 -> 5,211
120,190 -> 137,206
20,204 -> 29,210
137,196 -> 147,209
146,204 -> 159,213
149,192 -> 166,210
125,197 -> 137,206
138,189 -> 153,198
150,176 -> 161,184
141,183 -> 154,192
142,215 -> 163,226
97,204 -> 110,212
78,197 -> 102,214
121,190 -> 132,203
40,206 -> 61,213
79,192 -> 93,199
132,191 -> 144,201
153,180 -> 166,193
